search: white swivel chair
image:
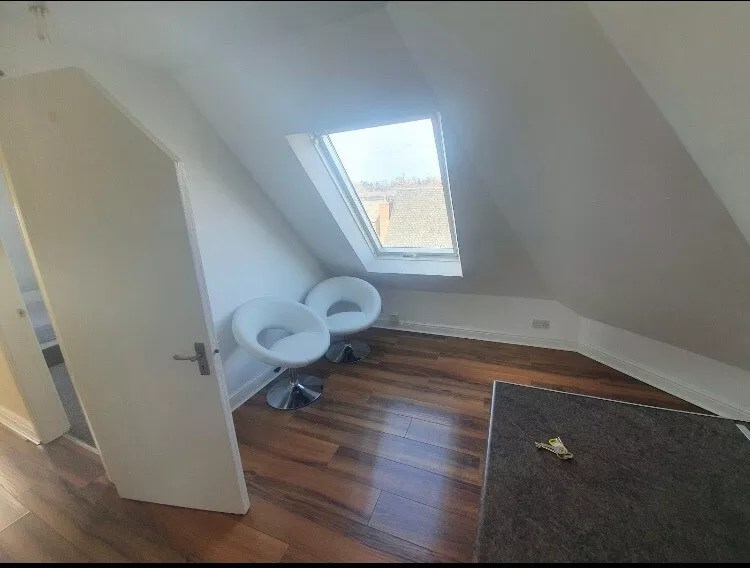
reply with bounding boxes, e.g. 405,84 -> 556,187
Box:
305,276 -> 381,363
232,296 -> 330,410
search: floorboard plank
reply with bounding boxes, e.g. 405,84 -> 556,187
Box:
17,474 -> 184,562
299,397 -> 412,436
369,491 -> 476,561
239,445 -> 380,522
141,502 -> 289,563
0,512 -> 92,562
0,486 -> 27,532
405,417 -> 488,457
281,546 -> 325,563
241,492 -> 400,563
287,411 -> 483,485
233,414 -> 338,466
245,487 -> 446,563
327,447 -> 481,519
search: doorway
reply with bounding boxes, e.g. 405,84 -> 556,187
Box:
0,167 -> 94,448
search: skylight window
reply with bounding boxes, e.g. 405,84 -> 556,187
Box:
314,117 -> 458,259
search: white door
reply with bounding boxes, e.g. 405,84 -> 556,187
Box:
0,68 -> 249,514
0,236 -> 70,444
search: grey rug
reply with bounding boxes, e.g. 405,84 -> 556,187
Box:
475,381 -> 750,563
48,362 -> 94,447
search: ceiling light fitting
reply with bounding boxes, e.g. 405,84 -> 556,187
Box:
29,3 -> 49,42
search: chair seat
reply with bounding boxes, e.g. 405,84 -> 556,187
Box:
269,331 -> 329,368
326,311 -> 371,335
232,296 -> 330,368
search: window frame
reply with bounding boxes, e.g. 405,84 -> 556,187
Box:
312,114 -> 459,261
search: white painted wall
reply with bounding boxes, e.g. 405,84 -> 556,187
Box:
0,170 -> 37,293
0,37 -> 326,395
589,2 -> 750,248
171,7 -> 549,300
376,289 -> 579,350
0,336 -> 32,422
388,1 -> 750,372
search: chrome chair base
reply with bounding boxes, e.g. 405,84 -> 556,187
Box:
325,339 -> 370,363
266,372 -> 323,410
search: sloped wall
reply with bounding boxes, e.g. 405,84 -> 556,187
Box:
589,2 -> 750,249
174,7 -> 550,300
387,1 -> 750,371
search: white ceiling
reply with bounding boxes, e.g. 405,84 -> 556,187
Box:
0,1 -> 385,70
0,1 -> 748,369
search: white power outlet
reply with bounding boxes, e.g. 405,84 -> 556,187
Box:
389,312 -> 400,324
532,319 -> 550,329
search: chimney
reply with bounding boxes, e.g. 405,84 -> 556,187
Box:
378,200 -> 391,241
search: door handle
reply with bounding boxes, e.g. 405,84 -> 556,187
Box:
173,342 -> 211,375
172,354 -> 198,362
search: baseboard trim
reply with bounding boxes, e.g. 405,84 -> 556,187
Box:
579,344 -> 750,422
0,406 -> 41,444
62,433 -> 100,454
229,366 -> 286,411
375,319 -> 579,352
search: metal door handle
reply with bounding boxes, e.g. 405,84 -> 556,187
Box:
173,354 -> 198,362
172,342 -> 210,375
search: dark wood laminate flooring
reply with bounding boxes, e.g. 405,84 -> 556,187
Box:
0,328 -> 703,562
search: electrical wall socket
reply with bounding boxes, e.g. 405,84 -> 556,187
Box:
389,312 -> 400,324
532,319 -> 550,329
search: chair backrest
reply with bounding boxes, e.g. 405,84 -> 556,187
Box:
306,277 -> 381,317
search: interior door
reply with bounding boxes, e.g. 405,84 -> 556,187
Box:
0,236 -> 70,444
0,68 -> 249,513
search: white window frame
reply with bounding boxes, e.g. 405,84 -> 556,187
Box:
312,114 -> 459,261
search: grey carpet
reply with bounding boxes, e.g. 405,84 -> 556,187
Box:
48,362 -> 94,447
475,381 -> 750,563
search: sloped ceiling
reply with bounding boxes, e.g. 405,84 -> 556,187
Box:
384,1 -> 750,371
588,1 -> 750,249
0,2 -> 748,369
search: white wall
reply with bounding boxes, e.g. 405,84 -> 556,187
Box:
88,63 -> 326,394
0,336 -> 32,421
0,170 -> 37,292
388,1 -> 750,372
173,7 -> 550,300
589,2 -> 750,248
376,289 -> 580,350
0,39 -> 326,394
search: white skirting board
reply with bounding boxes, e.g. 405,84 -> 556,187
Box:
374,317 -> 750,422
375,319 -> 579,351
578,344 -> 750,422
0,405 -> 41,444
229,366 -> 286,411
63,433 -> 100,455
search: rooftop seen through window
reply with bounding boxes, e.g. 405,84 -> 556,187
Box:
320,117 -> 457,257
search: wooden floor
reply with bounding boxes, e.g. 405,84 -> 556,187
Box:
0,328 -> 703,562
